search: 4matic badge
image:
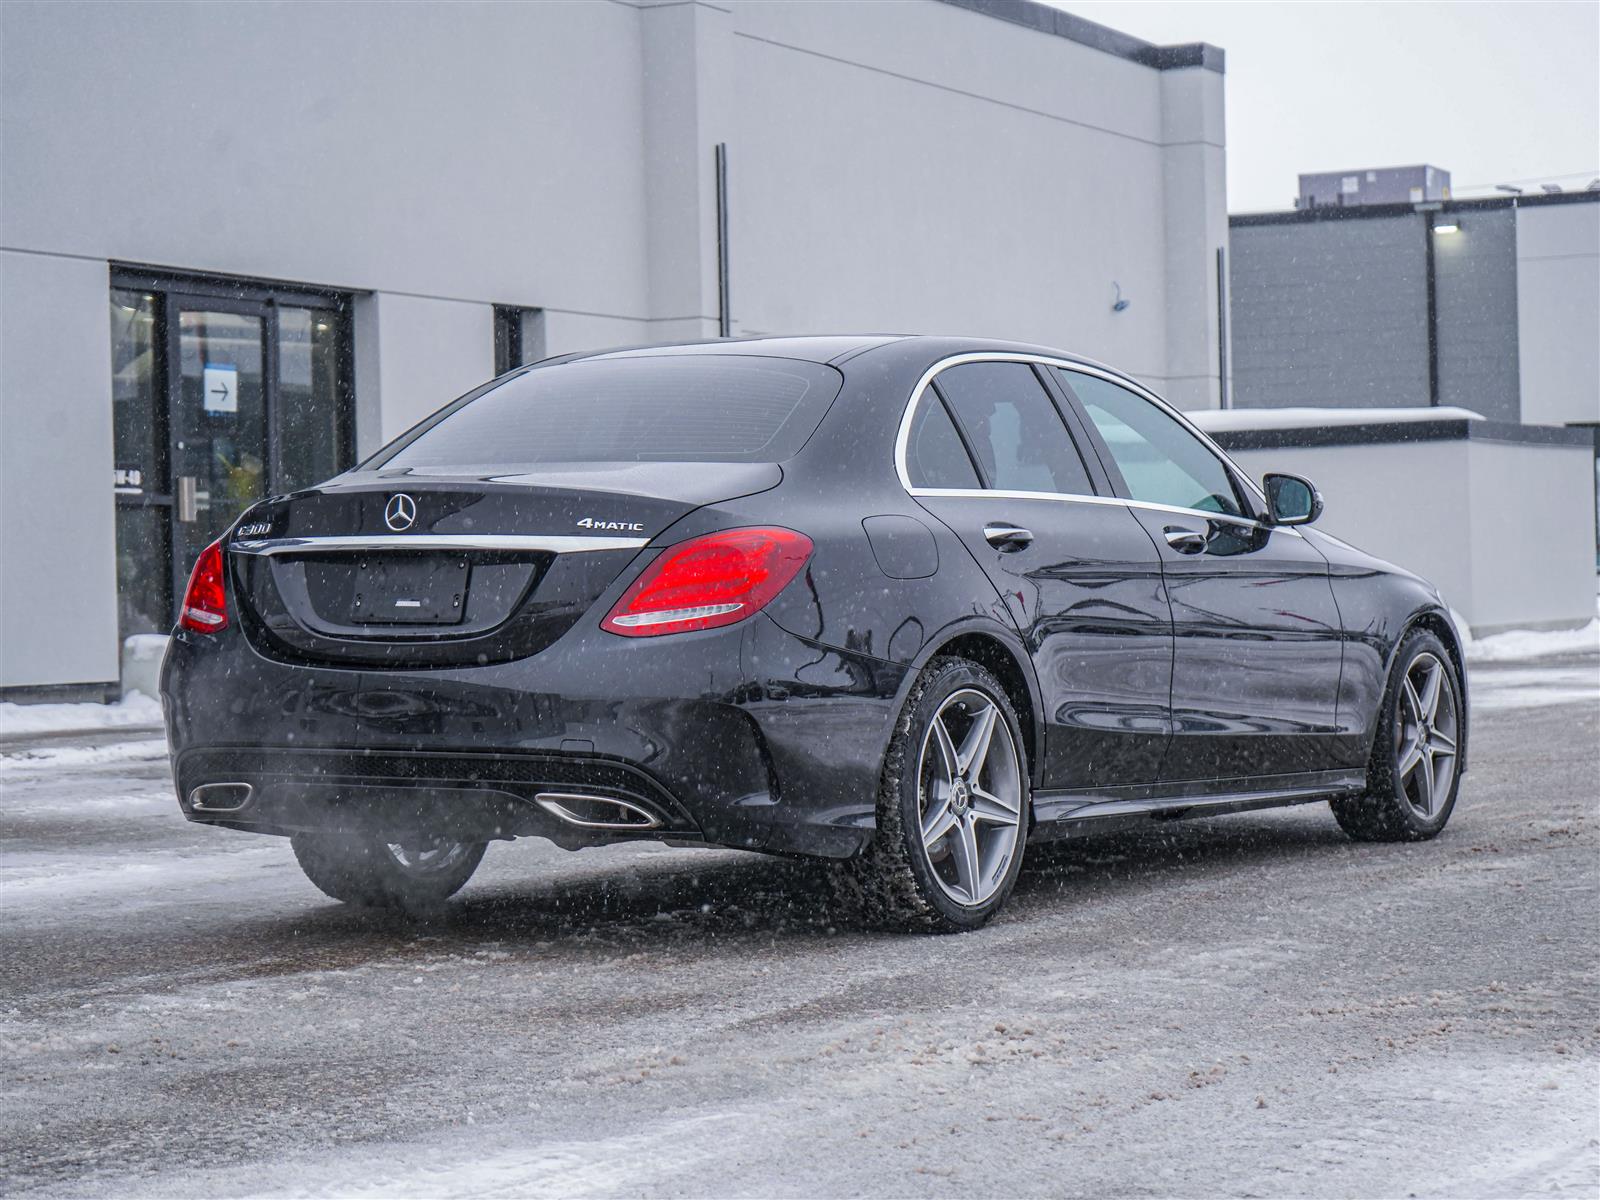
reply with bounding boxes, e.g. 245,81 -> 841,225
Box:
577,517 -> 644,532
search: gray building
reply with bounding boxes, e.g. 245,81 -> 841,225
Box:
1229,191 -> 1600,427
0,0 -> 1229,699
1298,164 -> 1451,209
1224,188 -> 1600,628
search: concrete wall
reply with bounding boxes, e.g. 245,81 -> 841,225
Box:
0,0 -> 1225,691
723,0 -> 1228,406
1516,202 -> 1600,426
1220,435 -> 1595,635
1230,216 -> 1430,409
362,296 -> 495,447
0,252 -> 120,690
0,1 -> 652,325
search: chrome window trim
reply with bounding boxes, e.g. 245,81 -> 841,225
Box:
905,486 -> 1301,536
892,351 -> 1274,524
229,534 -> 650,557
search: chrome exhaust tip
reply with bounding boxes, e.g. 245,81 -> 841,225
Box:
189,782 -> 255,813
533,792 -> 663,831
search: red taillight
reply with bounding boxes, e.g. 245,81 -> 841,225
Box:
179,539 -> 229,634
601,527 -> 813,638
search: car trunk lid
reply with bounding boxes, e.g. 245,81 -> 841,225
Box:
226,462 -> 780,668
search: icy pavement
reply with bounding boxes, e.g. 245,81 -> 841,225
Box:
1,655 -> 1595,1198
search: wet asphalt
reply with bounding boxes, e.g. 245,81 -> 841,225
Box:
1,653 -> 1596,1198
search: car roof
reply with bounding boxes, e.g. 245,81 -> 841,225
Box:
541,334 -> 1135,380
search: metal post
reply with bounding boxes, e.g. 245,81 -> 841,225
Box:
1215,246 -> 1230,409
715,143 -> 731,338
1424,216 -> 1440,406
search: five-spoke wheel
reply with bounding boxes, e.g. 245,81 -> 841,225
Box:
917,689 -> 1024,906
1332,628 -> 1465,842
838,657 -> 1029,931
1393,651 -> 1460,820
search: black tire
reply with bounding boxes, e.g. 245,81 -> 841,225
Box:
1331,628 -> 1464,842
834,657 -> 1030,933
290,833 -> 486,911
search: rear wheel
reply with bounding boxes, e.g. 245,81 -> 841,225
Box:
290,833 -> 486,910
1332,629 -> 1463,842
837,657 -> 1028,932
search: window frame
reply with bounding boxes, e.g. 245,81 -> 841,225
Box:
1053,367 -> 1255,522
893,352 -> 1272,529
904,383 -> 987,490
930,362 -> 1102,499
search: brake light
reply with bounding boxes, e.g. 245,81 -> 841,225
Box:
179,539 -> 229,634
601,527 -> 813,637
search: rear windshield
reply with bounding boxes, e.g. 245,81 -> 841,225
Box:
365,355 -> 843,470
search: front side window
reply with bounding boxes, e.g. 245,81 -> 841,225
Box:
934,362 -> 1094,496
1061,371 -> 1245,518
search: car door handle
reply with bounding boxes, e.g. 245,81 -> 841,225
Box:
984,524 -> 1034,552
1163,526 -> 1207,554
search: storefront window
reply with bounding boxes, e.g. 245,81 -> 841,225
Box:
278,306 -> 347,492
110,290 -> 170,639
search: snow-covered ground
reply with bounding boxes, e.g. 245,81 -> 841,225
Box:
0,691 -> 162,738
0,644 -> 1595,1197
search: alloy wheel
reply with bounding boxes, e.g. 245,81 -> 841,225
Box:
916,689 -> 1023,905
1394,651 -> 1459,819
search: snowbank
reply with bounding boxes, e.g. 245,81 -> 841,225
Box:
1457,596 -> 1600,662
1465,621 -> 1600,662
0,691 -> 163,738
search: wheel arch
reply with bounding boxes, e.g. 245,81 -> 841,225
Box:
1388,606 -> 1470,773
900,621 -> 1044,787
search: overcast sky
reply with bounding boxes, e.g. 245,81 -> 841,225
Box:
1058,1 -> 1600,212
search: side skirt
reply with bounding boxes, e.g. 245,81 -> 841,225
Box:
1028,768 -> 1366,843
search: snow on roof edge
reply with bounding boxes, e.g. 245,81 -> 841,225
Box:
1187,406 -> 1485,433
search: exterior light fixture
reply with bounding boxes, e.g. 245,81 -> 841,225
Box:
1433,221 -> 1460,235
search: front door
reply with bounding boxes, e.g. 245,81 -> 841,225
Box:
110,273 -> 352,645
1056,368 -> 1345,782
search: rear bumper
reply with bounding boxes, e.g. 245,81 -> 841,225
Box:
172,745 -> 704,850
162,612 -> 908,859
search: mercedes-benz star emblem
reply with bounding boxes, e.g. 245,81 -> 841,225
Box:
384,493 -> 417,532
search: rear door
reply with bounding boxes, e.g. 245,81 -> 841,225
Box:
1055,367 -> 1344,782
903,359 -> 1172,788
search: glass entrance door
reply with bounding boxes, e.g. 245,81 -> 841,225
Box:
173,305 -> 269,584
109,273 -> 353,645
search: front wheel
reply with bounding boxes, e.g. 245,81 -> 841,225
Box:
837,657 -> 1029,932
291,833 -> 486,910
1332,629 -> 1464,842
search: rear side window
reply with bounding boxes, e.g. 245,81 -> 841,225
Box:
368,356 -> 843,469
905,394 -> 982,489
935,362 -> 1095,496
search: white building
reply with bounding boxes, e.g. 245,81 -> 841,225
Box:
1,0 -> 1229,699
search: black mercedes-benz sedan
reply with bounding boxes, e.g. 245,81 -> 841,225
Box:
162,336 -> 1467,931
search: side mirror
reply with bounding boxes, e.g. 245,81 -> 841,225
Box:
1263,472 -> 1323,526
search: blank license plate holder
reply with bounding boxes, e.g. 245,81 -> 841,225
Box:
351,556 -> 470,625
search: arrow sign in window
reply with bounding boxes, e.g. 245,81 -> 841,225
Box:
203,363 -> 238,414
